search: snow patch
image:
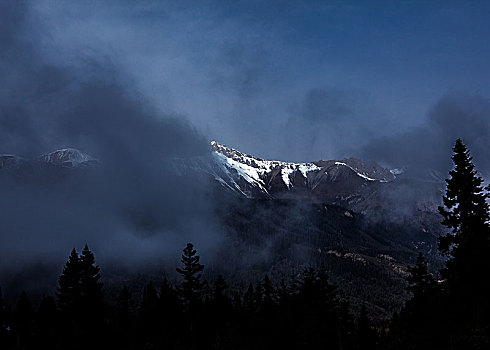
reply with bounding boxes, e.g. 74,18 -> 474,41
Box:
211,141 -> 321,189
40,148 -> 98,168
334,161 -> 381,182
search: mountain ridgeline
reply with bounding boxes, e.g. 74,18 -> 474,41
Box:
0,142 -> 446,317
173,141 -> 444,220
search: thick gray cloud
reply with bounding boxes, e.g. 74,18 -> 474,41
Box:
278,87 -> 387,162
19,0 -> 490,165
361,93 -> 490,176
0,1 -> 219,278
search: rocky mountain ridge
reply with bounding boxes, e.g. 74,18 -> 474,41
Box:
0,148 -> 98,170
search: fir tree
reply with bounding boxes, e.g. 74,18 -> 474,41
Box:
211,275 -> 229,306
406,253 -> 436,300
79,245 -> 103,304
176,243 -> 204,309
396,253 -> 442,349
56,245 -> 104,347
295,268 -> 340,349
231,292 -> 242,310
253,283 -> 264,308
260,275 -> 276,309
277,279 -> 289,304
56,248 -> 81,316
243,283 -> 255,312
79,244 -> 104,325
438,139 -> 490,327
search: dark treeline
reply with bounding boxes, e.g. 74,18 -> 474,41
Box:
389,139 -> 490,349
0,139 -> 489,350
0,243 -> 369,350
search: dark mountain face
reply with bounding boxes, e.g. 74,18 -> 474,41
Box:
176,142 -> 447,317
212,196 -> 443,319
179,141 -> 444,223
0,142 -> 446,318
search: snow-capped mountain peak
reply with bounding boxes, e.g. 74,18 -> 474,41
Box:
209,141 -> 396,199
211,141 -> 320,191
39,148 -> 99,168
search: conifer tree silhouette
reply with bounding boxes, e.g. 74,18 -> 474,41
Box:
56,248 -> 81,316
79,244 -> 103,325
56,245 -> 104,347
176,243 -> 204,310
406,253 -> 436,300
438,139 -> 490,328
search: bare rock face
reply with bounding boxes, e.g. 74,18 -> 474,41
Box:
205,141 -> 444,220
209,141 -> 391,197
209,142 -> 393,200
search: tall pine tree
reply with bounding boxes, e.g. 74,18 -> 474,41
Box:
176,243 -> 204,310
438,139 -> 490,328
78,244 -> 104,341
56,245 -> 104,347
56,248 -> 81,316
79,245 -> 103,320
406,253 -> 436,300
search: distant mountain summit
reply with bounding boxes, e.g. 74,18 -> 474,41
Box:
0,148 -> 99,171
39,148 -> 99,168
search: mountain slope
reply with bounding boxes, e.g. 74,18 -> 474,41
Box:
210,141 -> 395,199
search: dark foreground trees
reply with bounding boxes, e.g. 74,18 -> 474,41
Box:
438,139 -> 490,332
390,139 -> 490,349
0,243 -> 371,350
57,244 -> 104,347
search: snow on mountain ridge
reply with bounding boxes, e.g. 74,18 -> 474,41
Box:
211,141 -> 321,191
39,148 -> 99,168
334,162 -> 382,182
210,141 -> 395,194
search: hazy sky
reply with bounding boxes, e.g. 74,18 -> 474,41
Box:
21,0 -> 490,164
1,0 -> 489,163
1,1 -> 490,279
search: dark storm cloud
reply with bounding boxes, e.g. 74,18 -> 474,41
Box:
23,0 -> 490,167
277,87 -> 386,162
361,93 -> 490,176
0,1 -> 220,275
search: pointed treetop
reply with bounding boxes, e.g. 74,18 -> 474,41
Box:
176,242 -> 205,307
406,253 -> 435,298
439,139 -> 489,250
